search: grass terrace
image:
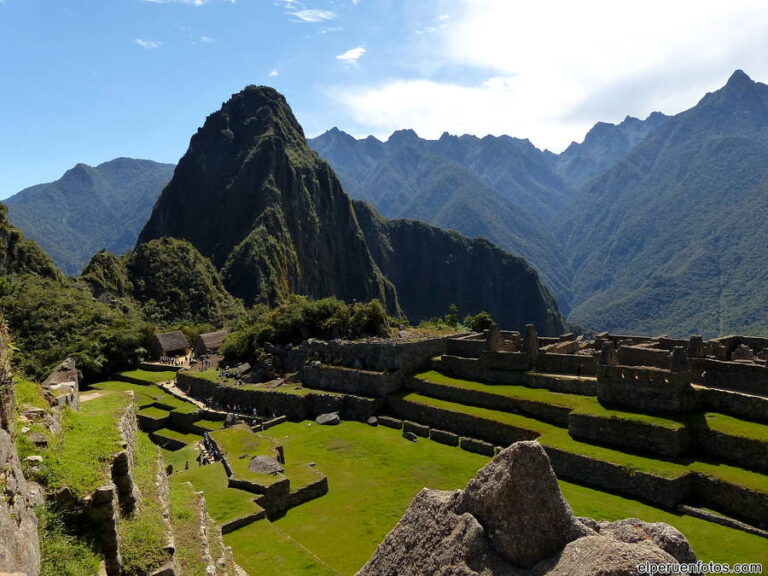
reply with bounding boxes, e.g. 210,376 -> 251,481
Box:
171,462 -> 265,525
413,370 -> 686,430
395,391 -> 768,492
117,434 -> 169,576
45,391 -> 130,497
219,420 -> 767,575
137,405 -> 171,420
116,369 -> 178,383
152,427 -> 204,446
169,481 -> 210,576
14,376 -> 48,410
704,412 -> 768,442
209,424 -> 283,484
91,380 -> 198,414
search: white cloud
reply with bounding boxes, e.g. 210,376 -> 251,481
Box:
336,45 -> 366,65
268,69 -> 279,77
291,8 -> 336,22
333,0 -> 768,151
200,36 -> 218,43
135,38 -> 162,49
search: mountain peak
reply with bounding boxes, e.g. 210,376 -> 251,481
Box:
387,129 -> 419,144
726,69 -> 753,87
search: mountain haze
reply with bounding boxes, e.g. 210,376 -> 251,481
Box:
558,70 -> 768,335
310,128 -> 574,308
138,86 -> 565,333
5,158 -> 174,275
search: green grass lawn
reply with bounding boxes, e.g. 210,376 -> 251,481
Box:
169,481 -> 209,576
161,444 -> 200,473
171,461 -> 265,524
91,380 -> 198,414
219,421 -> 767,575
193,418 -> 225,431
153,428 -> 203,446
209,424 -> 284,485
704,412 -> 768,442
137,406 -> 171,419
45,391 -> 130,496
224,421 -> 488,576
117,369 -> 178,383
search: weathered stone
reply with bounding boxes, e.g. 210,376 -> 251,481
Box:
670,346 -> 687,372
27,432 -> 47,448
598,341 -> 618,366
523,324 -> 539,362
533,535 -> 676,575
366,416 -> 378,426
403,420 -> 429,438
461,441 -> 576,567
595,518 -> 697,563
687,335 -> 704,358
459,437 -> 495,456
315,412 -> 340,426
732,344 -> 755,362
378,416 -> 402,430
23,455 -> 43,464
248,456 -> 284,475
485,324 -> 504,352
402,430 -> 418,442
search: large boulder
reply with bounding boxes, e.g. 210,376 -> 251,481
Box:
357,440 -> 696,576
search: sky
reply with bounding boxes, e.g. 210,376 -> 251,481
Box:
2,0 -> 768,198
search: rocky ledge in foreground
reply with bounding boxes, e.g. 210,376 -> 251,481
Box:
358,440 -> 696,576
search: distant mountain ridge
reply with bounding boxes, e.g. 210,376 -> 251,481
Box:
310,128 -> 575,308
5,158 -> 174,275
137,85 -> 565,333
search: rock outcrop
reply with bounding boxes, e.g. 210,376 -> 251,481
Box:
357,441 -> 695,576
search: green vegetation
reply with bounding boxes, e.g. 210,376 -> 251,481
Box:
38,503 -> 101,576
4,159 -> 174,276
169,481 -> 209,576
209,425 -> 282,483
45,392 -> 130,496
397,391 -> 768,492
125,237 -> 244,326
225,421 -> 487,575
117,368 -> 177,383
223,295 -> 389,363
117,434 -> 169,576
0,274 -> 153,381
463,311 -> 494,333
153,428 -> 203,446
171,462 -> 265,525
91,380 -> 198,414
413,370 -> 685,430
704,412 -> 768,442
14,376 -> 47,409
137,406 -> 171,419
0,203 -> 60,279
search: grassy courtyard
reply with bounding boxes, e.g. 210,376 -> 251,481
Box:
218,421 -> 767,575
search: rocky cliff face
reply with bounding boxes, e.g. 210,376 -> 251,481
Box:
358,441 -> 695,576
0,322 -> 41,576
138,86 -> 397,310
354,202 -> 565,334
137,86 -> 565,332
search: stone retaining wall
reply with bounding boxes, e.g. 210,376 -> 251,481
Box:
221,511 -> 267,534
567,412 -> 692,457
429,428 -> 458,446
536,353 -> 597,376
301,364 -> 400,397
696,387 -> 768,423
691,474 -> 768,527
446,335 -> 485,359
434,356 -> 596,395
305,336 -> 451,373
459,437 -> 494,456
406,376 -> 571,426
176,372 -> 379,422
112,395 -> 141,515
387,394 -> 539,447
479,350 -> 531,371
286,473 -> 329,510
699,430 -> 768,474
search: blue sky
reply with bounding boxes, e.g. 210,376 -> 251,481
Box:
2,0 -> 768,198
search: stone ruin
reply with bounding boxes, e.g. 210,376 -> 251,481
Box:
358,440 -> 696,576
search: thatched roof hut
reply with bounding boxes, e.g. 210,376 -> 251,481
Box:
194,330 -> 229,356
151,330 -> 191,358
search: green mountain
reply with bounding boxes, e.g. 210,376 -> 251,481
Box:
355,201 -> 564,334
558,70 -> 768,336
0,204 -> 60,279
310,129 -> 574,309
556,112 -> 668,187
138,86 -> 565,333
5,158 -> 174,275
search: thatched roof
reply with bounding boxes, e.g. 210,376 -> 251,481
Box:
154,330 -> 190,353
196,330 -> 229,353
